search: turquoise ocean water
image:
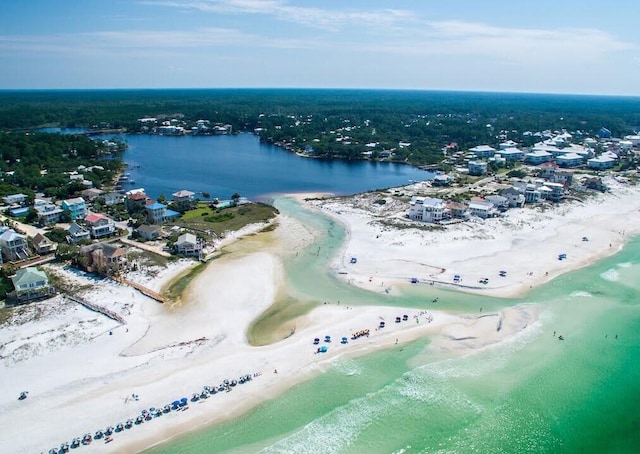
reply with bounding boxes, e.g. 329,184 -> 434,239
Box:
147,197 -> 640,454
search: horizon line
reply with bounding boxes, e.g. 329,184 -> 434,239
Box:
0,87 -> 639,99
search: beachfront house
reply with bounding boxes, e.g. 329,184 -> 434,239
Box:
84,212 -> 117,239
485,195 -> 509,211
467,200 -> 497,219
9,267 -> 54,303
136,224 -> 162,241
445,201 -> 469,219
408,196 -> 444,223
61,197 -> 87,220
545,182 -> 565,202
524,184 -> 542,203
66,223 -> 91,243
79,243 -> 127,274
0,228 -> 29,261
540,167 -> 573,186
174,232 -> 203,258
32,233 -> 56,255
146,202 -> 180,224
584,177 -> 607,192
501,187 -> 525,208
468,160 -> 488,176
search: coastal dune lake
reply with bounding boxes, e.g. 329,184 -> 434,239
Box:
118,133 -> 433,201
104,132 -> 639,453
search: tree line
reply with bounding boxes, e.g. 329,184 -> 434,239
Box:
0,132 -> 122,199
1,89 -> 638,167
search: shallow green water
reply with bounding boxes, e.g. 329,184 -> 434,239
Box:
147,199 -> 640,454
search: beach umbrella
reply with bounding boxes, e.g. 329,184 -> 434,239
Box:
180,397 -> 188,403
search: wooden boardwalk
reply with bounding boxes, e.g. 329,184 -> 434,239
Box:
65,294 -> 127,324
113,276 -> 165,303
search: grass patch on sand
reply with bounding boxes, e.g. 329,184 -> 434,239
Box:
177,202 -> 279,235
181,203 -> 212,221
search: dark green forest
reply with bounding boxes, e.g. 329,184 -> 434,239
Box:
0,89 -> 638,166
0,132 -> 122,199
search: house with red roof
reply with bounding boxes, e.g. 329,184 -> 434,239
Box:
126,191 -> 151,212
85,212 -> 116,239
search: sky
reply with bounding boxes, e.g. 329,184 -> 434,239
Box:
1,0 -> 639,95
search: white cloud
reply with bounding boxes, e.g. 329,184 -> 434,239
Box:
353,20 -> 635,66
142,0 -> 414,31
137,1 -> 635,63
0,27 -> 317,59
89,28 -> 252,48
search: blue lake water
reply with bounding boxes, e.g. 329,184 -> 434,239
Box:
114,133 -> 433,201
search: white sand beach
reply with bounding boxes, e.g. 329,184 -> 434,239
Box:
1,176 -> 639,453
307,176 -> 640,298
